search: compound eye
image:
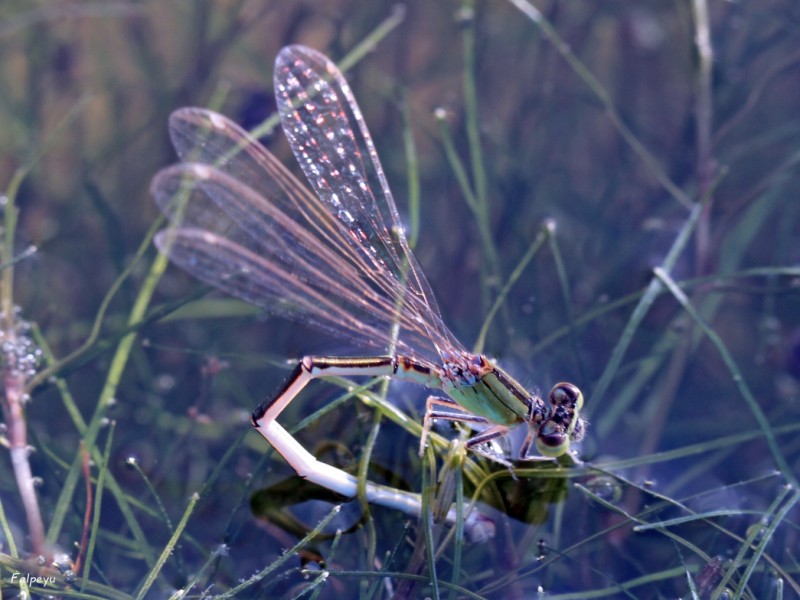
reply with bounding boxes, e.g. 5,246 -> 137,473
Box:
550,382 -> 583,413
535,423 -> 570,457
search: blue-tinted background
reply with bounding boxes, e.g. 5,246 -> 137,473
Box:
1,1 -> 798,598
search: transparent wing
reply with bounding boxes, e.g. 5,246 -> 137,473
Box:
152,102 -> 462,360
273,45 -> 462,354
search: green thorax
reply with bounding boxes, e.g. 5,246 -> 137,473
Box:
440,355 -> 530,426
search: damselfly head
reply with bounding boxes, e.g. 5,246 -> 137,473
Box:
532,382 -> 587,457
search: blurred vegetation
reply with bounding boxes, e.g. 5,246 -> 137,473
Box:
0,0 -> 798,598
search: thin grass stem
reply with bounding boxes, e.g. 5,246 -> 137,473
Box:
506,0 -> 692,209
474,224 -> 548,354
654,267 -> 796,487
134,492 -> 200,600
356,409 -> 382,594
0,495 -> 19,559
592,201 -> 703,405
732,490 -> 799,600
46,229 -> 175,562
400,94 -> 421,249
80,421 -> 115,591
420,446 -> 441,599
211,505 -> 342,599
28,215 -> 166,391
459,0 -> 500,286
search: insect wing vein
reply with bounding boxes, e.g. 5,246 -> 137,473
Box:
152,105 -> 451,358
274,45 -> 462,357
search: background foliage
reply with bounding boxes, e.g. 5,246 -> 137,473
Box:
0,1 -> 798,598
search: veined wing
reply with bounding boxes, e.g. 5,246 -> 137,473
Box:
151,106 -> 461,361
273,45 -> 462,357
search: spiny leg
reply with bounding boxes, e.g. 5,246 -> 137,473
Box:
419,395 -> 489,456
420,396 -> 517,465
464,423 -> 515,467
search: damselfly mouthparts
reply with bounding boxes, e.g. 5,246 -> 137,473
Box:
151,45 -> 585,533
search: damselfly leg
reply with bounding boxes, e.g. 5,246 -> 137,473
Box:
250,353 -> 496,540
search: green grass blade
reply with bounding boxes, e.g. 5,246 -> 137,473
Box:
212,505 -> 343,599
80,421 -> 116,591
134,492 -> 200,600
592,201 -> 703,405
654,267 -> 796,487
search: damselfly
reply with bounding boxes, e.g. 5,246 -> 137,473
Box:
151,45 -> 585,529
